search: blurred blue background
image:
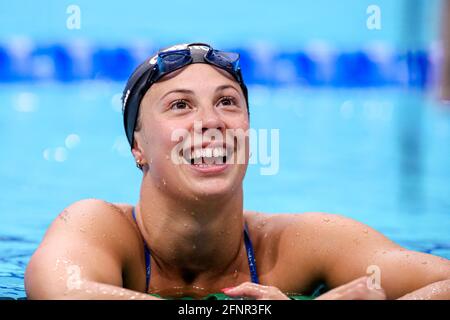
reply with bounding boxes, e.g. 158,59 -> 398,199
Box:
0,0 -> 449,298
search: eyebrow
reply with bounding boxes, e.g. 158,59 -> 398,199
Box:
160,84 -> 241,101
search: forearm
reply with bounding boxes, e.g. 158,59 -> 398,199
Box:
397,279 -> 450,300
28,280 -> 162,300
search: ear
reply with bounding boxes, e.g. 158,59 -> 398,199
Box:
131,132 -> 147,165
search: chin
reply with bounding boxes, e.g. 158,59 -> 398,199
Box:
196,182 -> 235,197
189,179 -> 241,200
171,162 -> 247,200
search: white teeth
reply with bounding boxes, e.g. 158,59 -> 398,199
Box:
195,149 -> 202,160
188,147 -> 227,163
214,148 -> 225,157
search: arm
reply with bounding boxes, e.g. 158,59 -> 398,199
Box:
301,213 -> 450,300
397,279 -> 450,300
25,199 -> 160,300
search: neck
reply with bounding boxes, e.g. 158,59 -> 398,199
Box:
135,175 -> 247,285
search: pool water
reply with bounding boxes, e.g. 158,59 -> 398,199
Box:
0,83 -> 449,299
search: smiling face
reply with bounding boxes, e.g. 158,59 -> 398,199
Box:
132,63 -> 250,200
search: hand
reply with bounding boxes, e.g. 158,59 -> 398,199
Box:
222,282 -> 290,300
315,276 -> 386,300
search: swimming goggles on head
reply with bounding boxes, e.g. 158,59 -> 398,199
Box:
122,42 -> 249,148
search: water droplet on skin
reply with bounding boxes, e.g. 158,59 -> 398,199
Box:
190,211 -> 196,216
79,228 -> 86,233
263,233 -> 268,238
192,244 -> 197,250
233,269 -> 238,278
295,232 -> 300,236
162,178 -> 167,186
194,196 -> 199,201
165,155 -> 170,160
363,229 -> 368,234
183,223 -> 188,228
322,218 -> 330,223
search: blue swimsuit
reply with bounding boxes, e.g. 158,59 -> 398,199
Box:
131,207 -> 260,293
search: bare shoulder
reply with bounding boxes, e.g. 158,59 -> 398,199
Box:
25,199 -> 142,298
37,198 -> 141,261
250,211 -> 395,243
242,211 -> 398,290
244,210 -> 368,236
51,198 -> 134,232
241,211 -> 337,291
242,210 -> 353,249
294,211 -> 399,248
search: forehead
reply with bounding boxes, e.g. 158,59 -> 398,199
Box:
148,63 -> 237,95
164,63 -> 234,82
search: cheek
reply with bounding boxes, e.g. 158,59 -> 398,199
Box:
146,121 -> 188,159
235,113 -> 250,129
242,119 -> 250,130
229,118 -> 250,135
148,127 -> 173,151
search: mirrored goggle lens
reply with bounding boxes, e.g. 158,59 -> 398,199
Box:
157,50 -> 192,73
206,50 -> 240,70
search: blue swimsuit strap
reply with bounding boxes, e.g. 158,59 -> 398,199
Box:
131,207 -> 259,293
243,223 -> 259,284
132,208 -> 152,292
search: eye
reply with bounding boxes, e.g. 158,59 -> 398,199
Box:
170,99 -> 189,111
218,96 -> 237,107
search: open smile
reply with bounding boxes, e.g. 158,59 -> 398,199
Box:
180,144 -> 234,174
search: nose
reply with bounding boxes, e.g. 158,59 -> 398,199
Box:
196,105 -> 226,134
